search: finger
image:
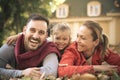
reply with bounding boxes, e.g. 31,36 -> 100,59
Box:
33,67 -> 40,71
32,68 -> 41,77
8,39 -> 13,45
32,70 -> 41,77
7,39 -> 12,45
40,72 -> 45,79
110,65 -> 118,68
6,37 -> 10,44
7,37 -> 14,45
106,65 -> 117,68
113,66 -> 118,68
59,64 -> 68,67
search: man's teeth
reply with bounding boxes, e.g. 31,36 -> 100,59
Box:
30,39 -> 38,43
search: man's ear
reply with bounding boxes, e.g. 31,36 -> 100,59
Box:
23,26 -> 26,32
22,26 -> 26,34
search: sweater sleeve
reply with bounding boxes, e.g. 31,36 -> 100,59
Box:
40,53 -> 59,77
104,49 -> 120,74
0,44 -> 23,79
0,68 -> 23,78
58,49 -> 94,77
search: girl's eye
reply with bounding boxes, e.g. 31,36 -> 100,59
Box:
63,38 -> 68,41
55,37 -> 60,40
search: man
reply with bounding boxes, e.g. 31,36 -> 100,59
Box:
0,14 -> 60,79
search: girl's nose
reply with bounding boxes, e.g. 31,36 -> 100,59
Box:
59,39 -> 64,43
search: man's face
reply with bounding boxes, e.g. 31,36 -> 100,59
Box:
24,20 -> 47,51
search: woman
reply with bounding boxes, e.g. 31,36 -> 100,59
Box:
58,20 -> 120,77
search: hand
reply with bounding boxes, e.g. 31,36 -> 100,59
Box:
93,65 -> 118,73
6,35 -> 18,45
22,67 -> 41,77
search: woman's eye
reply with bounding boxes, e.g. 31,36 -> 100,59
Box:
81,36 -> 86,40
77,34 -> 86,40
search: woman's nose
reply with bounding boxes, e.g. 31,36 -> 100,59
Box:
77,37 -> 81,42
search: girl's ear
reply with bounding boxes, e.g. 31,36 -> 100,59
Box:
46,31 -> 48,38
69,37 -> 72,43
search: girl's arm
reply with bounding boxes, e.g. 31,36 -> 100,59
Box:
6,32 -> 23,45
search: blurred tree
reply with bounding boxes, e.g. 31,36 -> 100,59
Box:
0,0 -> 65,46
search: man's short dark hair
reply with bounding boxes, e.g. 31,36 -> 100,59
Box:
27,13 -> 49,26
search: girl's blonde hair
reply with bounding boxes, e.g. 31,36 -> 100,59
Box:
52,23 -> 71,36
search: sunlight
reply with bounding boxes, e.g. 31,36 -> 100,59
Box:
50,0 -> 66,13
0,7 -> 2,12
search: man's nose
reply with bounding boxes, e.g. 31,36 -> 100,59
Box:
33,32 -> 39,38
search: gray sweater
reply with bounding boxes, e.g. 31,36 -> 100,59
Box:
0,44 -> 59,79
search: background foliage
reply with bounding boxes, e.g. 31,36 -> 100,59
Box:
0,0 -> 65,46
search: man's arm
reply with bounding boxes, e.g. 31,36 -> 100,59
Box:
0,68 -> 23,78
0,44 -> 23,78
40,53 -> 59,77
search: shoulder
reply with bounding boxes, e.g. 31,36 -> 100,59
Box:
63,42 -> 78,56
43,53 -> 58,63
0,44 -> 14,52
0,44 -> 15,62
45,53 -> 58,58
66,41 -> 77,52
46,41 -> 54,45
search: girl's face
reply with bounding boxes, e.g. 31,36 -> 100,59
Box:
76,26 -> 99,54
53,30 -> 71,51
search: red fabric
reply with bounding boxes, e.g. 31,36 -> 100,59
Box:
15,34 -> 60,70
58,41 -> 120,77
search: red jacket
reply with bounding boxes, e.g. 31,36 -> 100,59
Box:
58,41 -> 120,77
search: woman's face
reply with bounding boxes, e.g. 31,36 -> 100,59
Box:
53,30 -> 70,51
76,26 -> 98,53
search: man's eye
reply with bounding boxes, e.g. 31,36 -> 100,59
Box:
30,28 -> 35,33
39,31 -> 45,35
